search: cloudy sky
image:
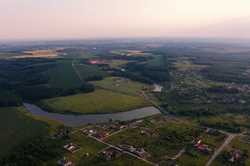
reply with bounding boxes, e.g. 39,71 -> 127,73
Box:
1,0 -> 250,40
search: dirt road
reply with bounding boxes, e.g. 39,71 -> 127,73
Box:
205,134 -> 236,166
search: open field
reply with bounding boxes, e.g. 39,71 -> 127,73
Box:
174,59 -> 208,72
177,153 -> 209,166
80,154 -> 151,166
0,107 -> 49,158
92,77 -> 149,96
65,130 -> 107,163
60,48 -> 97,58
39,89 -> 150,114
106,60 -> 130,69
111,50 -> 148,56
15,49 -> 58,58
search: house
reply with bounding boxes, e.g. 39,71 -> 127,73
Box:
88,59 -> 106,65
205,128 -> 220,136
94,131 -> 110,140
119,144 -> 137,152
64,143 -> 79,153
194,140 -> 212,154
119,144 -> 150,158
100,148 -> 122,160
53,127 -> 71,139
57,157 -> 74,166
229,150 -> 243,163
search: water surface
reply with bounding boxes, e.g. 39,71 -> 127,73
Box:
24,103 -> 161,127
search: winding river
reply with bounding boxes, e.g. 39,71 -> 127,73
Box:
24,103 -> 161,127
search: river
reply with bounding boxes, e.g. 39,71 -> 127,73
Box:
23,103 -> 161,127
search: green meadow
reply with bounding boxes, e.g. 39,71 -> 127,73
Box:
39,89 -> 150,114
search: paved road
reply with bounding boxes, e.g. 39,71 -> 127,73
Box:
172,148 -> 186,160
205,133 -> 236,166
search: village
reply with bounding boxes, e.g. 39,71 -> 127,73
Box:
53,115 -> 249,166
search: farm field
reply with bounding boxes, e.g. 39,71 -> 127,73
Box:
106,60 -> 130,69
39,89 -> 150,114
92,77 -> 149,96
0,107 -> 49,158
60,48 -> 97,58
111,50 -> 148,56
16,49 -> 58,58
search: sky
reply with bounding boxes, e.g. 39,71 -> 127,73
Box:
1,0 -> 250,40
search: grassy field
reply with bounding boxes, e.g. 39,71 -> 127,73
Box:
176,153 -> 209,166
48,59 -> 82,90
39,89 -> 150,114
92,77 -> 149,96
111,50 -> 147,56
65,130 -> 107,163
81,154 -> 151,166
0,107 -> 49,158
174,59 -> 207,72
106,60 -> 129,69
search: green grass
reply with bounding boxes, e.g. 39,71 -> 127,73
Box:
66,130 -> 107,163
48,59 -> 82,90
176,153 -> 209,166
92,77 -> 149,96
199,132 -> 226,148
107,60 -> 129,69
81,154 -> 151,166
0,107 -> 48,158
39,89 -> 150,114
